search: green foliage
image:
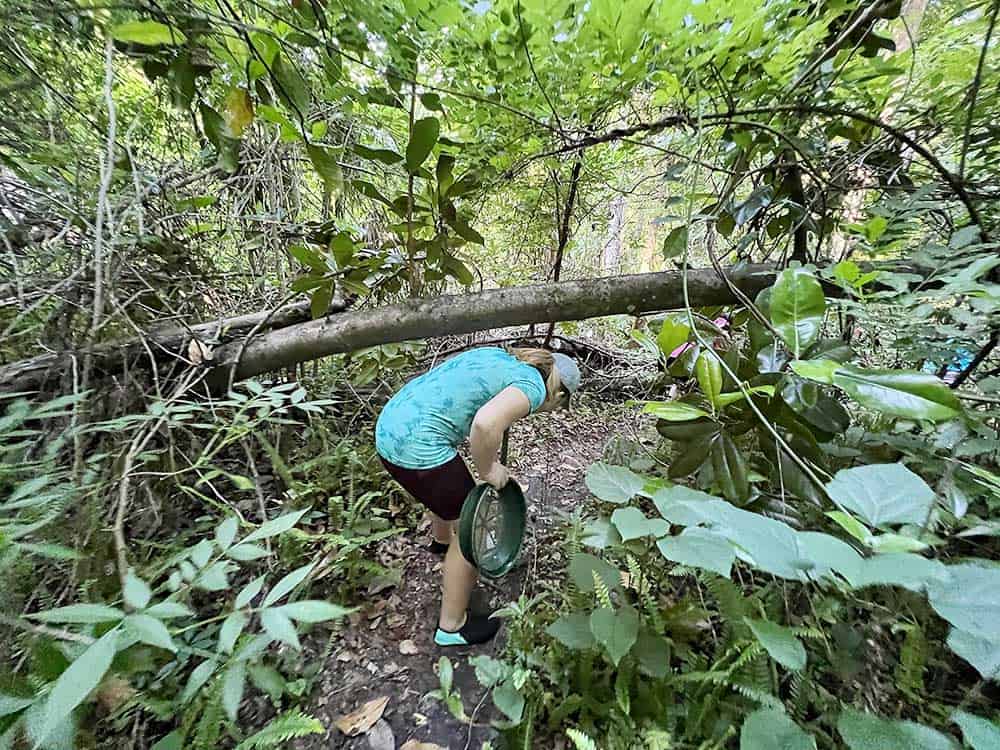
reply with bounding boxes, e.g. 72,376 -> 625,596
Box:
234,711 -> 325,749
740,708 -> 815,750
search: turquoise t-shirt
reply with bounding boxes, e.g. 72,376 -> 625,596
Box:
375,348 -> 547,469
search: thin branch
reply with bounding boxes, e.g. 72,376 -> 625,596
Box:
959,0 -> 999,178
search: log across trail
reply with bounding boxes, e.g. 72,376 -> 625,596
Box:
1,265 -> 777,394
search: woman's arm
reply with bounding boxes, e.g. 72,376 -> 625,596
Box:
470,386 -> 531,488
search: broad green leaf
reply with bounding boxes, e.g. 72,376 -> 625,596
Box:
568,553 -> 621,593
711,432 -> 749,503
223,87 -> 253,137
929,564 -> 1000,642
657,528 -> 734,577
242,509 -> 308,544
735,185 -> 773,225
641,401 -> 710,421
190,539 -> 213,568
770,268 -> 825,358
226,543 -> 269,561
271,54 -> 309,115
181,660 -> 217,703
23,698 -> 76,750
124,614 -> 176,652
825,463 -> 935,527
790,359 -> 840,384
633,632 -> 671,678
307,144 -> 343,195
151,731 -> 183,750
215,516 -> 239,550
652,485 -> 731,526
218,611 -> 248,654
746,618 -> 806,671
221,662 -> 247,722
715,385 -> 775,407
656,316 -> 690,356
111,20 -> 186,45
832,366 -> 962,422
781,376 -> 850,434
124,570 -> 152,610
260,608 -> 301,649
247,664 -> 286,703
589,606 -> 639,666
195,561 -> 231,591
30,604 -> 124,624
38,628 -> 117,744
662,226 -> 688,259
826,511 -> 869,543
741,708 -> 816,750
849,553 -> 949,593
262,562 -> 315,607
585,463 -> 645,504
405,116 -> 440,173
696,351 -> 723,409
493,680 -> 524,723
581,517 -> 622,550
353,143 -> 403,165
330,233 -> 354,268
437,656 -> 454,696
866,533 -> 928,554
953,711 -> 1000,750
468,655 -> 503,689
144,601 -> 193,619
547,613 -> 596,650
611,507 -> 669,541
667,434 -> 713,479
276,600 -> 353,623
837,709 -> 957,750
947,628 -> 1000,680
0,694 -> 33,719
236,575 -> 266,609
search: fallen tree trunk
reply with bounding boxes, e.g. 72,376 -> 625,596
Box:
208,265 -> 778,387
0,298 -> 345,394
1,265 -> 778,395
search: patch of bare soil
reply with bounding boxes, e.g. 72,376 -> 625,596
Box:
293,399 -> 641,750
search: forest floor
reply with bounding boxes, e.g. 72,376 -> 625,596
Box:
292,398 -> 645,750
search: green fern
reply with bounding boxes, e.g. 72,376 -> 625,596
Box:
191,690 -> 224,750
731,682 -> 783,711
567,727 -> 600,750
234,711 -> 325,749
788,667 -> 813,723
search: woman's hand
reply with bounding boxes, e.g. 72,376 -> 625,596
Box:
482,464 -> 509,489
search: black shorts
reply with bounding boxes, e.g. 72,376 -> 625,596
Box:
380,454 -> 476,521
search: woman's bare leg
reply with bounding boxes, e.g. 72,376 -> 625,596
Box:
430,512 -> 452,545
438,524 -> 476,631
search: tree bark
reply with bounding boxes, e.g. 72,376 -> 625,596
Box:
0,298 -> 344,394
601,195 -> 626,273
208,265 -> 778,387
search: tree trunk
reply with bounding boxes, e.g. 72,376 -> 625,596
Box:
601,195 -> 626,273
208,265 -> 777,387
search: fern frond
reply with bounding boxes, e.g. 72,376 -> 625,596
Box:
592,571 -> 612,609
234,711 -> 325,749
567,727 -> 600,750
191,690 -> 224,750
730,682 -> 783,711
788,668 -> 812,723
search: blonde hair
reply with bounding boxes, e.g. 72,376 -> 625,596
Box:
508,347 -> 560,399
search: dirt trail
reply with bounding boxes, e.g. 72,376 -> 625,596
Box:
296,400 -> 641,750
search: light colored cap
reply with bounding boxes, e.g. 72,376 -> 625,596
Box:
552,352 -> 581,394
